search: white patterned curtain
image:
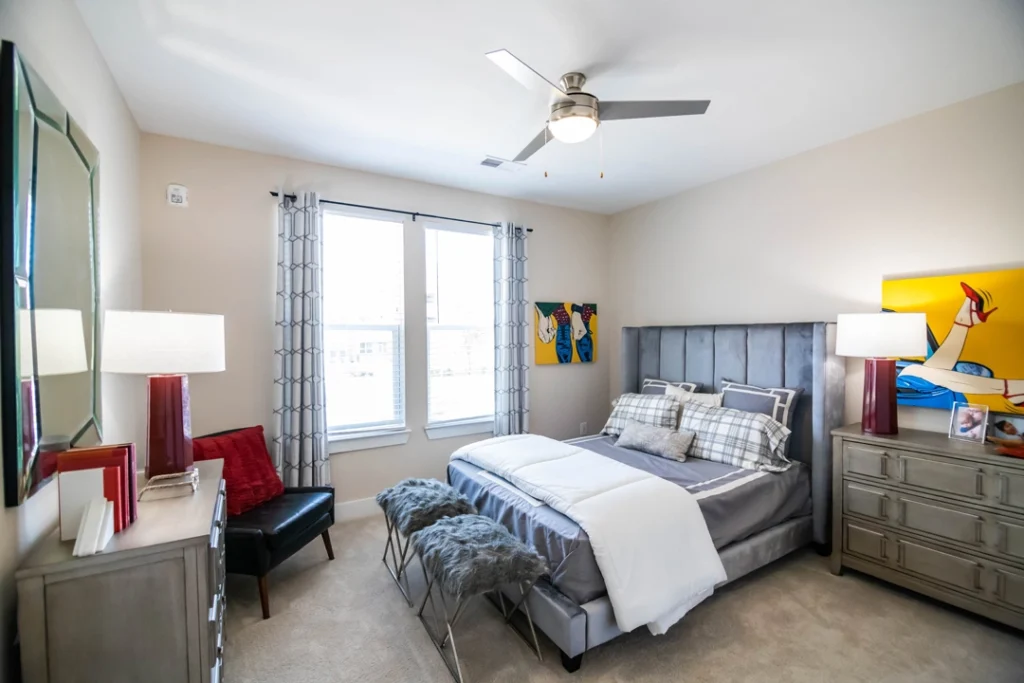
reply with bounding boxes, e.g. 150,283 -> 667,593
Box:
272,192 -> 330,487
494,223 -> 529,436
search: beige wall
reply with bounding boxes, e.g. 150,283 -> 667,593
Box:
0,0 -> 144,678
139,134 -> 611,506
608,83 -> 1024,434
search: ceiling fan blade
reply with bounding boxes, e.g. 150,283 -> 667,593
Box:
600,100 -> 710,121
486,49 -> 566,96
512,129 -> 551,162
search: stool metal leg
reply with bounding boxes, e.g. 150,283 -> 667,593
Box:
488,580 -> 544,662
381,516 -> 414,606
417,567 -> 468,683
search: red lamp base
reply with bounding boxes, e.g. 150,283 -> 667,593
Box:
862,358 -> 899,435
146,374 -> 193,478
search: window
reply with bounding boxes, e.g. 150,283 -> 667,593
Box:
323,210 -> 405,434
425,225 -> 494,427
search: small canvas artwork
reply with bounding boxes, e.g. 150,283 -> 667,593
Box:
534,303 -> 597,365
882,267 -> 1024,415
949,401 -> 988,444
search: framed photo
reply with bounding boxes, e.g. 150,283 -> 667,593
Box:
988,412 -> 1024,447
949,402 -> 989,443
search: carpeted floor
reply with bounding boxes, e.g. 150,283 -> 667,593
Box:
223,517 -> 1024,683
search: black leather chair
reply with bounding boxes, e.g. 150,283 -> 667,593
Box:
226,486 -> 335,618
199,428 -> 336,619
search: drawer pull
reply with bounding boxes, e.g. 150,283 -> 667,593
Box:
209,593 -> 220,623
998,473 -> 1008,505
898,457 -> 906,482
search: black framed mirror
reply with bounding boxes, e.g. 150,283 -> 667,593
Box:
1,41 -> 102,506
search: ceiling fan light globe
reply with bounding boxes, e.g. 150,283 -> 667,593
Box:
548,115 -> 598,144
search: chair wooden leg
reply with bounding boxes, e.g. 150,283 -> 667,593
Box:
322,530 -> 335,561
258,575 -> 271,620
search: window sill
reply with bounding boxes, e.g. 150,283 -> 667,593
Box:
329,428 -> 411,454
424,418 -> 494,441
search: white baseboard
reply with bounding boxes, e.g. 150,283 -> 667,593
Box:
335,496 -> 382,523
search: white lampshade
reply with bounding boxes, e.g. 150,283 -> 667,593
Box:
836,313 -> 927,359
19,309 -> 89,378
101,310 -> 225,375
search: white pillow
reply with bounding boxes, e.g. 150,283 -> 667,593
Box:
666,384 -> 723,407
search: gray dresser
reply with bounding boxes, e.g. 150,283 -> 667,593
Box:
16,459 -> 226,683
831,424 -> 1024,630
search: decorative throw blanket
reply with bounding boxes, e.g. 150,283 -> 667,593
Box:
451,434 -> 727,634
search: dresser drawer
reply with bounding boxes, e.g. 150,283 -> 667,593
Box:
997,471 -> 1024,513
897,453 -> 984,500
843,443 -> 891,479
844,521 -> 888,562
897,537 -> 984,594
994,567 -> 1024,611
896,496 -> 983,547
843,481 -> 888,521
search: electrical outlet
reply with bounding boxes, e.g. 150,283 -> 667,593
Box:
579,422 -> 587,436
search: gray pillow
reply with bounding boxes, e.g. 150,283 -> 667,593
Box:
615,420 -> 695,462
721,381 -> 803,430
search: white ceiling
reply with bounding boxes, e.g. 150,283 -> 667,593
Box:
78,0 -> 1024,214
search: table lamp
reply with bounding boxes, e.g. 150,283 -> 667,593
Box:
19,308 -> 90,453
836,312 -> 927,435
101,311 -> 225,477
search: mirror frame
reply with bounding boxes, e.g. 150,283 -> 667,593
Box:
1,41 -> 102,506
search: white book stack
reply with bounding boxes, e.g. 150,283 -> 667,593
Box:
72,498 -> 115,557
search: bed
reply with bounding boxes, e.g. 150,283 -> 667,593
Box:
446,322 -> 846,672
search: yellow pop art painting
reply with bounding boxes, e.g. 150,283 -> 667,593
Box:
883,267 -> 1024,415
534,303 -> 597,365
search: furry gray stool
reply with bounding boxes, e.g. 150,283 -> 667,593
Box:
412,515 -> 548,683
375,478 -> 476,605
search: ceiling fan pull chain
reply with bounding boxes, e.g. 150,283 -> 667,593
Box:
544,126 -> 549,178
599,126 -> 605,179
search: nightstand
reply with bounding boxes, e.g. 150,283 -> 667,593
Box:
17,459 -> 226,683
831,424 -> 1024,630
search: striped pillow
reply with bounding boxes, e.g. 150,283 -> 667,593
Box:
678,402 -> 792,472
602,393 -> 680,438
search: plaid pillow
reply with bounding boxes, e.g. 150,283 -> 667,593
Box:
602,393 -> 680,437
678,402 -> 792,472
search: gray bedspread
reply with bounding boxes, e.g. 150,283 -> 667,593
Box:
446,435 -> 811,605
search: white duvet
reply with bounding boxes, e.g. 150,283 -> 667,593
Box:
451,434 -> 727,635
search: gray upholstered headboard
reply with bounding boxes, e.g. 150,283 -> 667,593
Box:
620,323 -> 846,548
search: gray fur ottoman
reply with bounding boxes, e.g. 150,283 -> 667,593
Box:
375,478 -> 476,605
412,515 -> 548,683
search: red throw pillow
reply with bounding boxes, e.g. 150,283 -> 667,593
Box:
194,426 -> 284,516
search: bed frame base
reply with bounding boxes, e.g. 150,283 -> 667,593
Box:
560,652 -> 583,673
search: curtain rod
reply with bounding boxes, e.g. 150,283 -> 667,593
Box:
269,192 -> 532,232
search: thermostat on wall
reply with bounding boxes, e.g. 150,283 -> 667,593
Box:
167,184 -> 188,207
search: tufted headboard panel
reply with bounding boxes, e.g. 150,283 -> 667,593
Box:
620,322 -> 846,547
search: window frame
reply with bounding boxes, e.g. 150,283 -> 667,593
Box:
423,221 -> 495,437
320,206 -> 409,447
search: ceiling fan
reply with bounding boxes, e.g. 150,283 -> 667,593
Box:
485,49 -> 710,164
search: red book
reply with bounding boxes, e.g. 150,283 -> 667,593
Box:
122,443 -> 139,523
102,467 -> 124,533
58,447 -> 131,531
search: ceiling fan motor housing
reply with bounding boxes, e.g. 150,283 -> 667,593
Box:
550,91 -> 600,128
